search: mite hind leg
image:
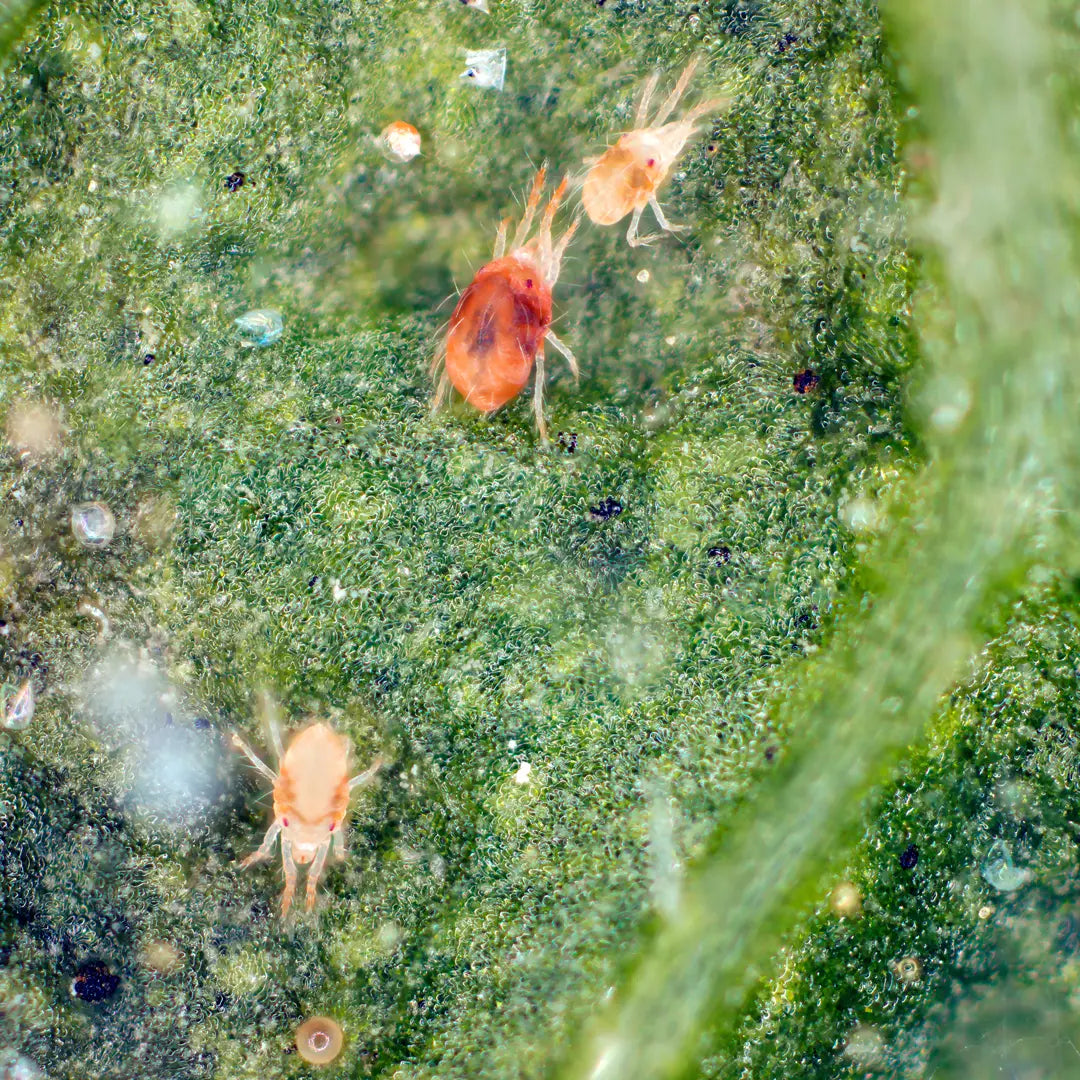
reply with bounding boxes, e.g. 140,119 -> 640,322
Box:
636,70 -> 660,127
240,820 -> 282,867
349,756 -> 385,791
304,841 -> 331,911
546,330 -> 579,380
332,826 -> 348,861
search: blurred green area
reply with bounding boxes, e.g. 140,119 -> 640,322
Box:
0,1 -> 1077,1079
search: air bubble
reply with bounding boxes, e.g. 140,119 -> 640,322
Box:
460,48 -> 506,91
71,501 -> 116,548
234,308 -> 283,347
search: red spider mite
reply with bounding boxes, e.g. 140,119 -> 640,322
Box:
431,166 -> 580,441
583,57 -> 729,247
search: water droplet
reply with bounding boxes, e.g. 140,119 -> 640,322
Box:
71,501 -> 116,548
2,680 -> 34,731
981,839 -> 1032,892
460,48 -> 507,91
234,308 -> 283,347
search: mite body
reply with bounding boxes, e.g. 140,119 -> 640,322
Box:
432,166 -> 579,440
233,720 -> 382,916
583,57 -> 729,246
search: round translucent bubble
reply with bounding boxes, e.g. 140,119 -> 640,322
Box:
71,501 -> 116,547
234,309 -> 283,347
981,840 -> 1032,892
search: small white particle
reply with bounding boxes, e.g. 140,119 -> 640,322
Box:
513,762 -> 532,785
636,269 -> 651,284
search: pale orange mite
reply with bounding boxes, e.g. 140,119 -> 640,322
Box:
582,57 -> 730,246
233,719 -> 383,916
379,120 -> 421,163
431,166 -> 580,441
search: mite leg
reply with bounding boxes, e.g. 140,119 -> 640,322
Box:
493,217 -> 510,259
280,836 -> 297,918
536,176 -> 570,265
332,826 -> 348,861
549,212 -> 580,283
636,71 -> 660,128
348,755 -> 385,791
428,335 -> 447,379
240,819 -> 282,867
255,690 -> 285,761
305,841 -> 331,911
231,732 -> 277,784
532,345 -> 548,442
648,195 -> 687,235
652,56 -> 701,127
511,165 -> 547,249
431,368 -> 452,414
546,330 -> 579,380
626,206 -> 661,248
685,96 -> 731,125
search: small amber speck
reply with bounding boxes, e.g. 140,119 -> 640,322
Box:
295,1015 -> 344,1065
829,880 -> 863,918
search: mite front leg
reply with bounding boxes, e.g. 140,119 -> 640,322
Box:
348,756 -> 385,791
332,826 -> 348,861
240,820 -> 282,867
493,217 -> 510,259
532,346 -> 548,443
545,330 -> 579,380
626,206 -> 661,248
305,841 -> 331,911
649,196 -> 687,236
231,732 -> 278,784
280,836 -> 298,918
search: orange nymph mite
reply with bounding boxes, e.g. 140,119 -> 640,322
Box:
582,57 -> 729,246
431,166 -> 580,441
232,719 -> 383,916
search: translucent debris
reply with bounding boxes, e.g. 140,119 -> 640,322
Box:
379,121 -> 422,163
71,501 -> 116,548
457,0 -> 490,11
0,1048 -> 43,1080
234,308 -> 283,347
2,680 -> 34,731
980,839 -> 1032,892
460,48 -> 506,91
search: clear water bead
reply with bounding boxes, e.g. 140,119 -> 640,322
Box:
234,308 -> 283,347
71,501 -> 116,548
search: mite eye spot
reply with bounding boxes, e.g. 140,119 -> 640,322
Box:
282,818 -> 289,826
329,823 -> 335,832
647,158 -> 656,167
525,279 -> 533,288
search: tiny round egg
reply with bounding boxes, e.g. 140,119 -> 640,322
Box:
379,121 -> 422,163
295,1016 -> 344,1065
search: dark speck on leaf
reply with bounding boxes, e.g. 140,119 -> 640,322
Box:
708,545 -> 732,565
899,844 -> 919,870
193,716 -> 211,730
557,431 -> 577,454
589,497 -> 623,522
71,962 -> 120,1002
225,171 -> 245,192
764,745 -> 777,761
793,368 -> 820,394
777,32 -> 799,52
